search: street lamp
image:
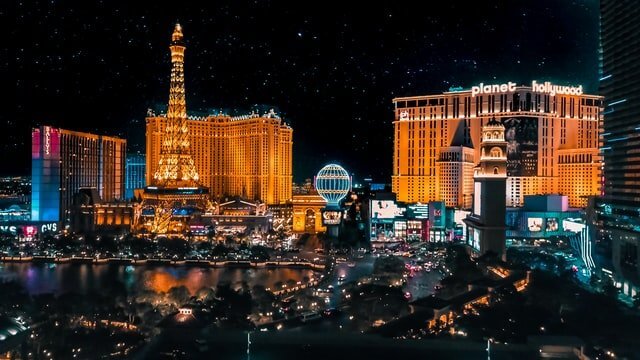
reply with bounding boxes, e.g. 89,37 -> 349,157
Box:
486,338 -> 493,360
246,331 -> 252,360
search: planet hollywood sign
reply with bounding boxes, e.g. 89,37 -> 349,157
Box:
470,81 -> 583,97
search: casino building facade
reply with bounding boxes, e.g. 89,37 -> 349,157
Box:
392,81 -> 602,209
146,110 -> 292,206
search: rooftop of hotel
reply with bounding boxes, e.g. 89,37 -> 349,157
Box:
393,80 -> 603,102
148,108 -> 289,125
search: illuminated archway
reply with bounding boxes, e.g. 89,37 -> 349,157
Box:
304,209 -> 316,233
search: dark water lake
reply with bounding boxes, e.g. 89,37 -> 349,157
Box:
0,262 -> 316,295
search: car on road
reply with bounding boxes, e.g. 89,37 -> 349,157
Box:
338,274 -> 346,282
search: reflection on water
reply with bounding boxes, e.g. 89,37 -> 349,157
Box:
0,263 -> 316,296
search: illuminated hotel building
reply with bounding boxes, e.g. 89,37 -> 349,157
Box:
436,146 -> 475,209
599,0 -> 640,297
146,110 -> 292,205
31,126 -> 126,223
392,81 -> 602,209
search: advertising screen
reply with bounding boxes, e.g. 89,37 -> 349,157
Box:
407,204 -> 429,219
429,201 -> 446,227
527,217 -> 543,232
322,210 -> 342,225
370,200 -> 405,219
502,116 -> 538,177
546,218 -> 559,232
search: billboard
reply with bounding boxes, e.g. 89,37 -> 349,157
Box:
407,204 -> 429,219
546,217 -> 559,232
527,217 -> 543,232
0,222 -> 58,236
322,210 -> 342,225
502,117 -> 538,177
370,200 -> 405,220
429,201 -> 446,228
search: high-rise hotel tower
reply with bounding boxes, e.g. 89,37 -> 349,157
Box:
145,29 -> 292,206
599,0 -> 640,297
146,111 -> 292,205
31,126 -> 126,223
393,81 -> 602,209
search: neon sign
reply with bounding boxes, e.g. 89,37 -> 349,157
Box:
44,126 -> 51,155
471,82 -> 517,97
471,81 -> 583,97
0,223 -> 58,235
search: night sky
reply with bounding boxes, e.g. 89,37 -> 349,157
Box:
6,0 -> 599,182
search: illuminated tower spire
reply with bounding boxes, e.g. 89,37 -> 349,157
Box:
153,23 -> 200,186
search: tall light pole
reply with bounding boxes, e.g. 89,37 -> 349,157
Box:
486,338 -> 492,360
246,331 -> 252,360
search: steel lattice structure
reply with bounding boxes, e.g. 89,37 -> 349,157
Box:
153,23 -> 200,186
139,24 -> 212,235
314,164 -> 351,208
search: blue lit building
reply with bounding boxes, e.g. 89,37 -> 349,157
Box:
125,152 -> 146,199
31,126 -> 126,224
31,126 -> 61,222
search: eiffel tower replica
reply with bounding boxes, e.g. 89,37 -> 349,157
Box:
140,23 -> 212,235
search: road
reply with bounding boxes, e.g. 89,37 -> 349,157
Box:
272,251 -> 443,333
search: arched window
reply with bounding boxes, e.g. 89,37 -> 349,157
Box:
493,167 -> 499,174
490,147 -> 502,158
485,132 -> 492,140
493,131 -> 501,139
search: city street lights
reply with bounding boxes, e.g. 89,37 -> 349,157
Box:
486,338 -> 493,360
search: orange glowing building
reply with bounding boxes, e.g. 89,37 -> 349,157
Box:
392,81 -> 602,208
146,110 -> 292,205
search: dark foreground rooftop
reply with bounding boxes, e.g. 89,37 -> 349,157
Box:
138,330 -> 541,360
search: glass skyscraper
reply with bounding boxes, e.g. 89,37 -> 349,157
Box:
599,0 -> 640,296
125,152 -> 146,199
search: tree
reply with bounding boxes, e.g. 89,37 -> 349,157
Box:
215,283 -> 252,329
601,278 -> 620,298
211,243 -> 228,257
195,241 -> 212,253
195,287 -> 216,302
251,285 -> 276,314
167,286 -> 190,306
250,245 -> 270,261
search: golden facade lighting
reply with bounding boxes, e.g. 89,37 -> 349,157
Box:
392,82 -> 602,209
